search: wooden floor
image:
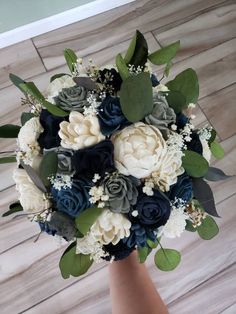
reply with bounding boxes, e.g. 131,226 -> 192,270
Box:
0,0 -> 236,313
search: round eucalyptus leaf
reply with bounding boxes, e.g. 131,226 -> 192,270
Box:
197,216 -> 219,240
155,248 -> 181,271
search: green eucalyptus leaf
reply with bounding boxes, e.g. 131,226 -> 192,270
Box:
185,220 -> 196,232
116,53 -> 130,81
120,72 -> 153,122
148,40 -> 180,65
59,242 -> 93,279
0,124 -> 21,138
75,207 -> 104,235
9,73 -> 26,93
210,141 -> 224,159
50,73 -> 68,82
208,128 -> 216,145
2,202 -> 23,217
204,167 -> 232,182
182,150 -> 209,178
124,30 -> 148,67
64,48 -> 78,74
155,248 -> 181,271
166,68 -> 199,104
19,82 -> 68,117
21,161 -> 47,193
138,246 -> 149,263
164,61 -> 173,77
163,90 -> 187,113
147,238 -> 158,249
21,112 -> 35,125
197,215 -> 219,240
0,156 -> 16,164
39,151 -> 58,187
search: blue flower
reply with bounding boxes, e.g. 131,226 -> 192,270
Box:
72,139 -> 115,179
151,74 -> 159,87
38,109 -> 68,149
97,68 -> 122,93
98,96 -> 129,136
103,240 -> 135,261
123,224 -> 157,248
186,131 -> 203,155
176,112 -> 189,130
131,190 -> 171,229
51,178 -> 91,217
167,173 -> 193,203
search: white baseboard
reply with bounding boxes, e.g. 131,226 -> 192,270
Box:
0,0 -> 135,49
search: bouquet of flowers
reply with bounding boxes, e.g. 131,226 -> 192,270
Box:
1,31 -> 231,278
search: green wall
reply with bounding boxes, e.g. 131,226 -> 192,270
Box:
0,0 -> 96,33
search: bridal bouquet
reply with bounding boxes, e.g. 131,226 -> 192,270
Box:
1,31 -> 230,278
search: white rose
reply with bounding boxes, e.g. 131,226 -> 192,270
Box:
59,111 -> 105,150
112,122 -> 167,179
13,168 -> 50,213
200,138 -> 211,163
90,209 -> 131,245
46,75 -> 76,103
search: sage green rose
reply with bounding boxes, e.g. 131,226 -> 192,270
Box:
145,92 -> 176,138
54,85 -> 90,112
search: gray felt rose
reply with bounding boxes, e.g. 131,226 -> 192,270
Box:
54,85 -> 90,112
103,173 -> 140,213
145,92 -> 176,138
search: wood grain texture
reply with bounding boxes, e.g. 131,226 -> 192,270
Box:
0,40 -> 46,90
152,0 -> 236,63
33,0 -> 227,70
0,1 -> 235,313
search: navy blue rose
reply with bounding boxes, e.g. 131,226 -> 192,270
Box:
167,173 -> 193,203
186,131 -> 203,155
98,96 -> 129,136
38,109 -> 68,149
51,178 -> 91,217
131,190 -> 171,229
72,139 -> 115,179
123,224 -> 157,248
103,240 -> 135,261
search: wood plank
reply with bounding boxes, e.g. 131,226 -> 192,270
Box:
168,263 -> 236,314
161,38 -> 236,100
20,194 -> 236,314
199,84 -> 236,140
221,303 -> 236,314
32,0 -> 226,70
0,40 -> 46,90
152,0 -> 236,63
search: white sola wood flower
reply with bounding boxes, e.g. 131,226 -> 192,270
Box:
59,111 -> 105,150
112,122 -> 167,179
90,209 -> 131,245
17,117 -> 44,165
13,168 -> 50,213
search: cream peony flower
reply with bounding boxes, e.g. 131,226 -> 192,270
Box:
112,122 -> 167,179
59,111 -> 105,150
17,117 -> 44,165
13,168 -> 50,213
46,75 -> 76,103
90,209 -> 131,245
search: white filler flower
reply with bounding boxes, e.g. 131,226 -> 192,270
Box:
161,206 -> 188,238
46,75 -> 76,103
59,111 -> 105,150
90,209 -> 131,245
13,168 -> 50,213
